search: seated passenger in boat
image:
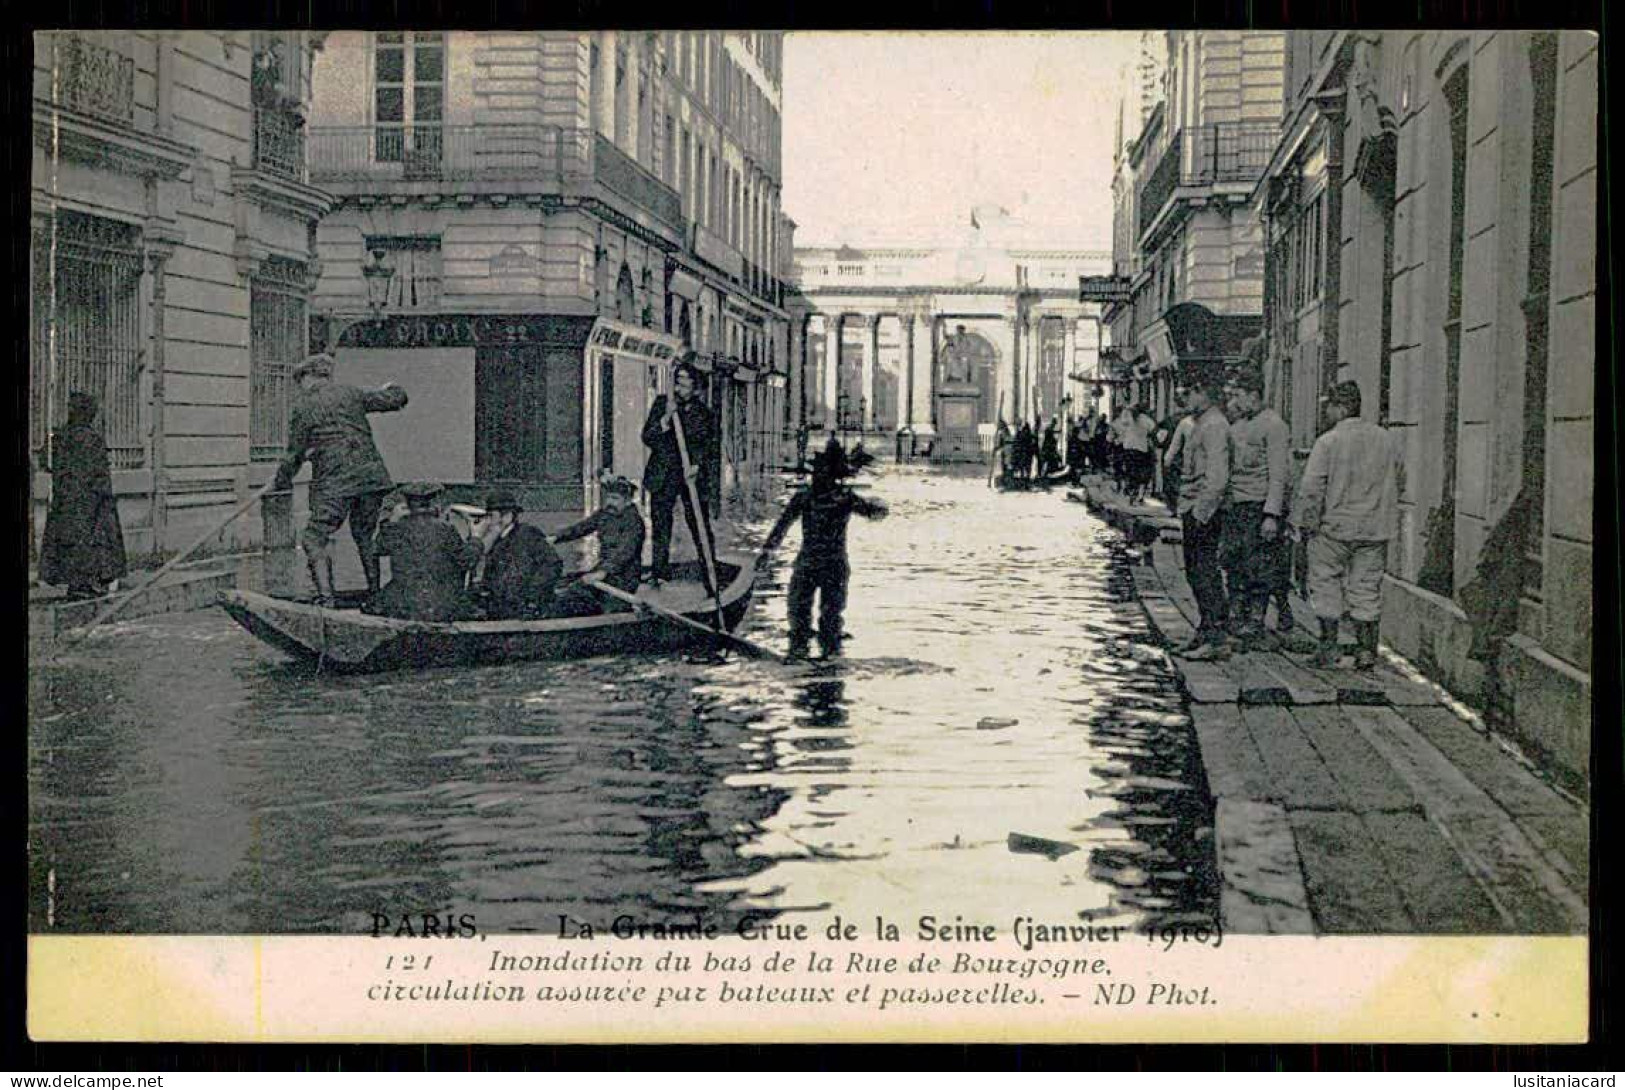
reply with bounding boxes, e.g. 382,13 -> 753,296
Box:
368,481 -> 481,621
471,489 -> 564,620
550,475 -> 647,617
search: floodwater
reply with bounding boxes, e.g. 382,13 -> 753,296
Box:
28,463 -> 1217,936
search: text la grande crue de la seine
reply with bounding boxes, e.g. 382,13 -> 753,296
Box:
370,911 -> 1222,953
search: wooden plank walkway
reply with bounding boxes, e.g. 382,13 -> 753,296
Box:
1076,477 -> 1587,935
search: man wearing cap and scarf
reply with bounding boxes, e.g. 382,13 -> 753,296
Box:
470,489 -> 564,620
548,475 -> 647,616
642,358 -> 719,589
759,438 -> 888,658
273,353 -> 409,604
368,481 -> 481,621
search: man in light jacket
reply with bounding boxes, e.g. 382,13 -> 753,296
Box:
1290,380 -> 1403,670
1175,371 -> 1233,661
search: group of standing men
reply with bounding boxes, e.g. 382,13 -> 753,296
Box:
273,351 -> 721,624
1164,350 -> 1402,671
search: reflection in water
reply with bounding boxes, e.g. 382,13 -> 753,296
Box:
30,465 -> 1215,934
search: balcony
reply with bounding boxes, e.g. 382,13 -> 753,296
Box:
308,124 -> 593,187
53,34 -> 135,124
252,107 -> 306,183
1137,121 -> 1278,241
592,134 -> 684,233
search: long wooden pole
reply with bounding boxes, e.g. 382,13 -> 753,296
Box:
668,398 -> 727,634
54,479 -> 286,651
589,580 -> 782,662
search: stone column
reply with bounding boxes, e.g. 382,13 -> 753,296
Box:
1062,316 -> 1077,410
1003,314 -> 1021,425
864,313 -> 880,432
797,313 -> 812,425
929,315 -> 945,430
903,310 -> 916,433
824,314 -> 840,427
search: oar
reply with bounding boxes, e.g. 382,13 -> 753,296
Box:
588,579 -> 784,663
668,401 -> 728,634
52,478 -> 286,653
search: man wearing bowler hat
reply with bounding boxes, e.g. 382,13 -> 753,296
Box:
471,488 -> 563,620
642,356 -> 719,591
273,352 -> 409,605
368,481 -> 481,622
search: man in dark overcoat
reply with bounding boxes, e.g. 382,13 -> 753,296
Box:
641,359 -> 719,590
273,353 -> 409,604
368,481 -> 481,621
472,489 -> 564,620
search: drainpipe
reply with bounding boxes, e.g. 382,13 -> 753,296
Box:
146,246 -> 174,559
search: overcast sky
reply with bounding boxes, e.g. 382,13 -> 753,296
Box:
782,32 -> 1139,248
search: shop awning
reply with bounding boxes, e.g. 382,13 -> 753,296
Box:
1142,302 -> 1262,373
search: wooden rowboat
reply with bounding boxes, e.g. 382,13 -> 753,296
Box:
218,553 -> 756,673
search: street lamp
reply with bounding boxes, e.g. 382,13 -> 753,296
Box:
361,247 -> 395,317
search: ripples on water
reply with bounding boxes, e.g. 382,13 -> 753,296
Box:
29,465 -> 1217,935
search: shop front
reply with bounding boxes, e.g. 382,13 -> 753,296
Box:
333,314 -> 680,518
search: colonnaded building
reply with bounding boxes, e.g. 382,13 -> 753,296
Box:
788,208 -> 1111,461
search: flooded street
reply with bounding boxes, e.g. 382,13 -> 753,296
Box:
29,464 -> 1216,936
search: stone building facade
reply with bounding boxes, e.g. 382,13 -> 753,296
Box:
1097,31 -> 1286,419
30,30 -> 330,560
791,211 -> 1108,460
306,31 -> 791,519
1258,31 -> 1596,781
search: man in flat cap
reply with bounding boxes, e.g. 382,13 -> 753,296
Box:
273,353 -> 409,605
1222,363 -> 1290,649
549,474 -> 647,616
470,489 -> 563,620
368,482 -> 481,622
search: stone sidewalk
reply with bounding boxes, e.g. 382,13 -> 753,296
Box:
1075,477 -> 1588,935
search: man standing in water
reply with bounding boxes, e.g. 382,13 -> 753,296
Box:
759,439 -> 888,659
273,353 -> 409,605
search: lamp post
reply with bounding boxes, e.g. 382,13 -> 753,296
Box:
317,248 -> 394,354
361,247 -> 393,317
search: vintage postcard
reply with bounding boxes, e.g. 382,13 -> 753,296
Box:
26,29 -> 1593,1043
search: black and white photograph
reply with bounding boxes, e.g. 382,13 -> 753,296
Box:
24,27 -> 1597,1043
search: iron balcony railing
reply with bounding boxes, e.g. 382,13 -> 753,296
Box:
52,34 -> 136,124
592,134 -> 684,232
253,107 -> 306,183
308,124 -> 594,185
1137,121 -> 1278,240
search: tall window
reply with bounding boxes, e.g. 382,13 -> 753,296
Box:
1429,65 -> 1471,597
374,32 -> 443,163
664,115 -> 676,185
614,49 -> 629,148
249,258 -> 309,462
1520,33 -> 1559,601
29,211 -> 144,470
680,128 -> 692,217
364,236 -> 443,310
589,43 -> 602,135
